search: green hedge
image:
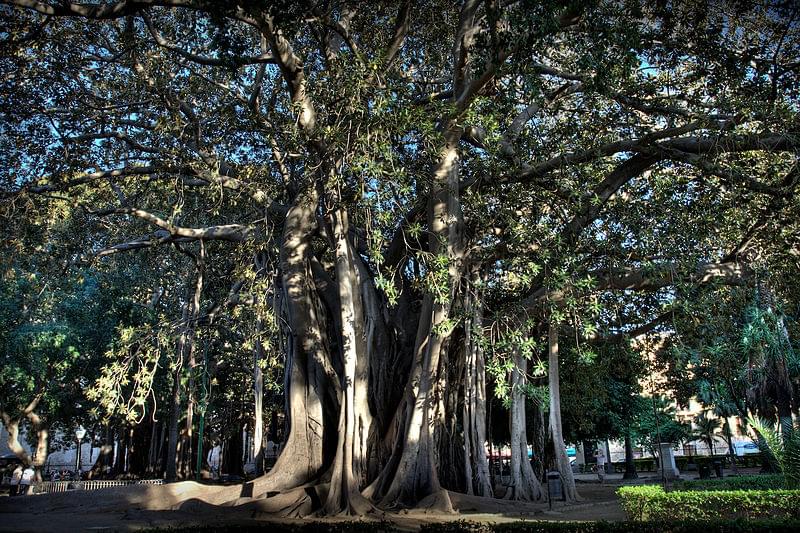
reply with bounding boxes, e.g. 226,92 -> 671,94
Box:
675,475 -> 787,491
617,485 -> 800,521
421,520 -> 800,532
144,519 -> 800,533
675,456 -> 730,471
615,454 -> 763,474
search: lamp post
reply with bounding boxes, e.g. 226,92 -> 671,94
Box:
75,426 -> 86,478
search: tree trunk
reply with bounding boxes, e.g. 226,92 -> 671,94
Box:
111,427 -> 126,477
253,326 -> 265,477
251,187 -> 336,497
182,249 -> 204,478
723,420 -> 738,474
166,364 -> 182,481
504,347 -> 543,501
166,300 -> 190,481
375,130 -> 464,511
223,423 -> 244,476
434,330 -> 466,493
89,424 -> 114,479
147,420 -> 158,475
1,403 -> 49,472
462,274 -> 493,496
548,323 -> 579,502
531,402 -> 548,480
623,433 -> 638,479
324,206 -> 373,515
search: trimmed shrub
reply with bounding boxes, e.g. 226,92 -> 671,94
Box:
422,520 -> 800,532
145,520 -> 800,533
617,485 -> 800,521
675,475 -> 787,491
633,458 -> 655,472
737,454 -> 765,469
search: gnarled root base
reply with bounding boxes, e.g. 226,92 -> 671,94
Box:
412,489 -> 456,514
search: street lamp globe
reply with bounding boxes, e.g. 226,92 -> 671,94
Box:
75,426 -> 87,477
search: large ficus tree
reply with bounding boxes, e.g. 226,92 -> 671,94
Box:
1,0 -> 798,515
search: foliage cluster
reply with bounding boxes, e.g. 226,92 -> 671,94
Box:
617,485 -> 800,521
420,520 -> 800,533
748,417 -> 800,486
675,475 -> 788,492
142,519 -> 800,533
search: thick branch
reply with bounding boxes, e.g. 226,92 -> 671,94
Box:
142,12 -> 275,67
1,0 -> 195,19
521,260 -> 749,312
99,207 -> 254,242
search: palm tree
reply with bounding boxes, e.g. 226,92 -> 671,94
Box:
694,411 -> 722,456
749,417 -> 800,487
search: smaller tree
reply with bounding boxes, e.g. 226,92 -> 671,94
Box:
693,411 -> 722,456
631,396 -> 692,458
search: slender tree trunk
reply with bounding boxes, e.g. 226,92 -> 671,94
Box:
156,419 -> 166,476
253,325 -> 265,477
147,420 -> 158,475
723,420 -> 738,474
111,427 -> 126,477
90,424 -> 114,479
166,362 -> 183,480
462,272 -> 493,496
504,347 -> 543,501
167,299 -> 190,481
548,323 -> 579,502
623,433 -> 638,479
182,247 -> 204,478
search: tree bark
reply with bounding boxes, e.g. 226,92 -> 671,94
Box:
323,206 -> 373,515
462,274 -> 493,496
375,128 -> 464,511
166,298 -> 190,481
1,397 -> 48,471
623,433 -> 638,479
252,187 -> 336,497
504,347 -> 543,501
723,420 -> 738,475
548,323 -> 579,502
89,424 -> 114,479
253,323 -> 265,477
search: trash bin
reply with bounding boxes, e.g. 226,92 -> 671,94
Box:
712,459 -> 723,478
698,463 -> 711,479
546,471 -> 563,509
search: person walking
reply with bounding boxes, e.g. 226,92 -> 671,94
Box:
19,465 -> 34,495
595,447 -> 607,484
10,465 -> 22,496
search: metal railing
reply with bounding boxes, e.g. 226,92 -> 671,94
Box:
33,479 -> 163,494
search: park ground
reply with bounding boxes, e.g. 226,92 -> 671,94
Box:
0,469 -> 704,533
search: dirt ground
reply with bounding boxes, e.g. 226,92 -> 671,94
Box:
0,480 -> 625,532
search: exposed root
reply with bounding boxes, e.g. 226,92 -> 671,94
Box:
320,489 -> 383,517
238,486 -> 318,518
408,489 -> 455,514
